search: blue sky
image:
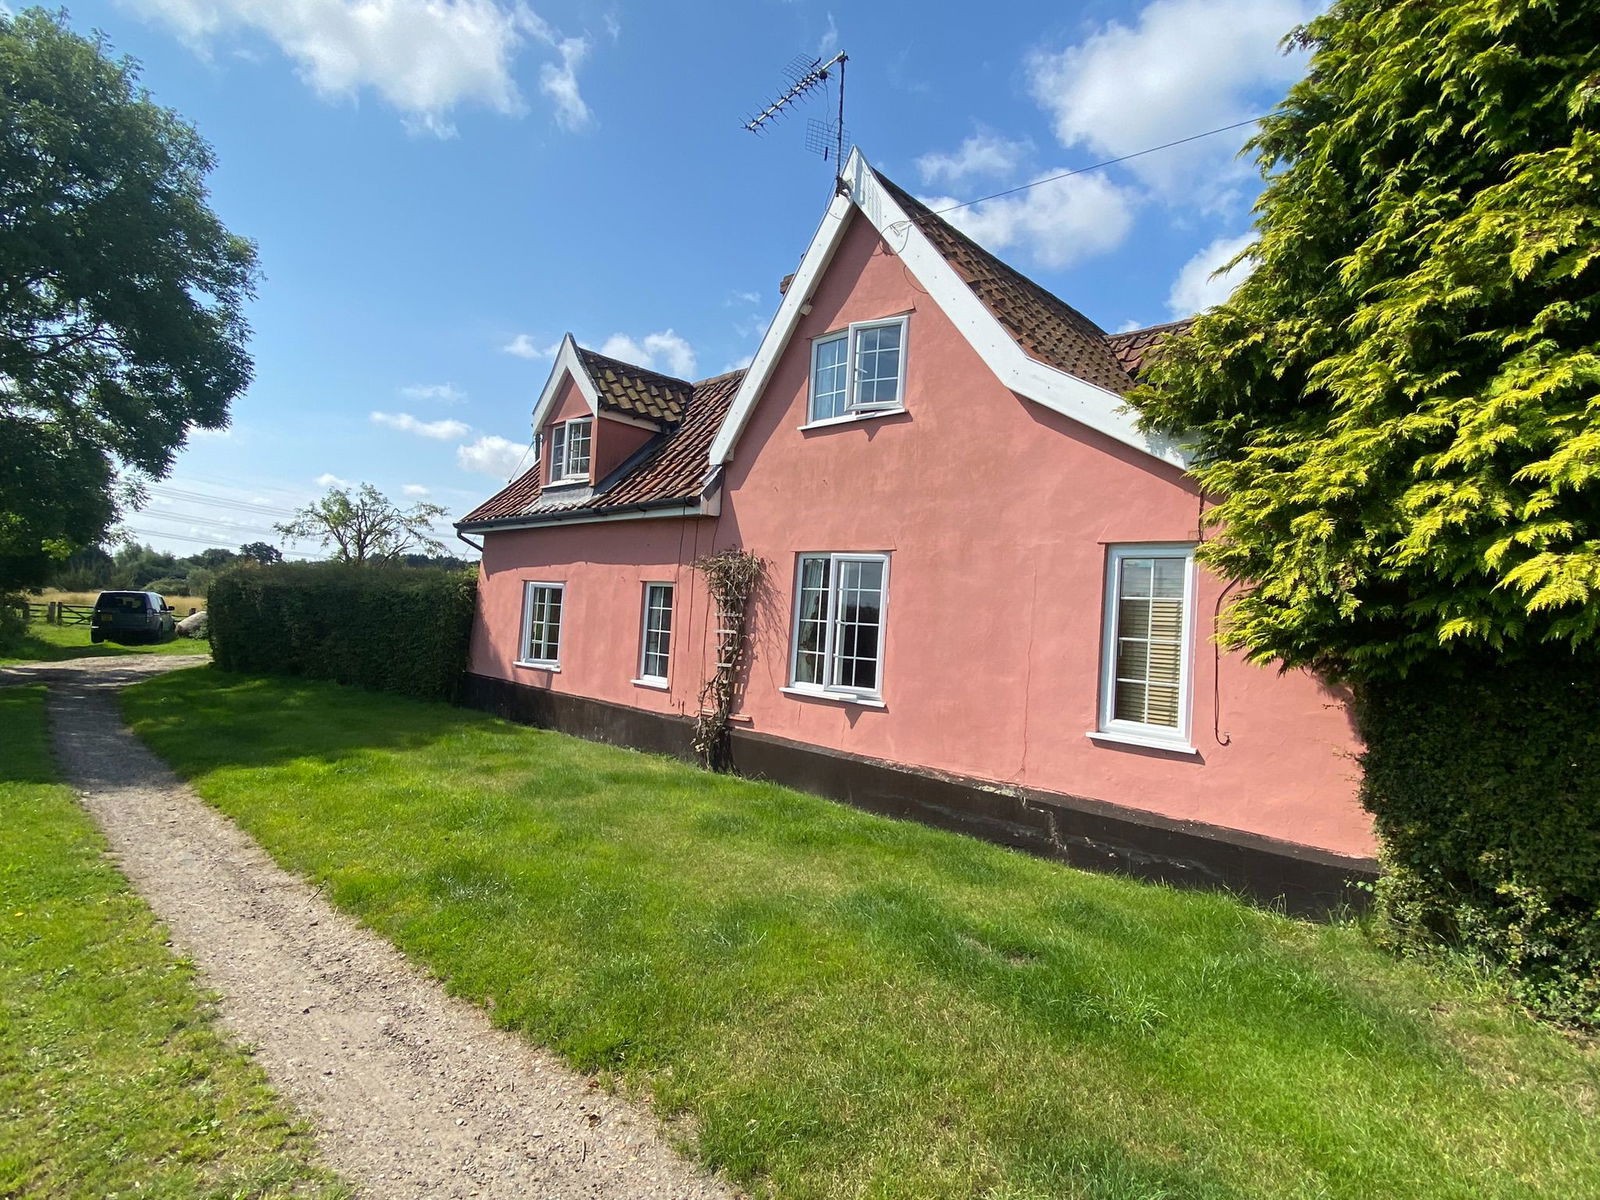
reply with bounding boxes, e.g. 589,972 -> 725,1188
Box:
66,0 -> 1318,559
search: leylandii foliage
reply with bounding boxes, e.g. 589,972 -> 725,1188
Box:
1135,0 -> 1600,678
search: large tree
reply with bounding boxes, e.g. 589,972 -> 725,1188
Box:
1137,0 -> 1600,678
275,484 -> 449,565
0,8 -> 257,589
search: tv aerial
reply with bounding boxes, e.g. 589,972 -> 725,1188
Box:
743,51 -> 851,190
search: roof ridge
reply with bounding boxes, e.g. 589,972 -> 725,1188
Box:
871,170 -> 1135,394
1106,317 -> 1196,340
575,344 -> 694,389
691,366 -> 749,388
875,171 -> 1112,339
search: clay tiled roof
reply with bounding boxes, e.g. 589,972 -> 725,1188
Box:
458,368 -> 742,528
1104,318 -> 1195,381
575,346 -> 694,426
875,172 -> 1139,396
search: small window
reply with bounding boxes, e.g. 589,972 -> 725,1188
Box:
548,418 -> 592,483
807,317 -> 907,423
637,582 -> 674,683
1099,546 -> 1193,741
519,582 -> 564,667
789,553 -> 889,699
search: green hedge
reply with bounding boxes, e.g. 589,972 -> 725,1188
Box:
1357,647 -> 1600,1025
208,563 -> 476,702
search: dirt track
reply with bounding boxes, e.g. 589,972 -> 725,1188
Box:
7,655 -> 734,1200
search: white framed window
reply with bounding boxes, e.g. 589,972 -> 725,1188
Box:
636,582 -> 673,684
807,317 -> 907,423
788,553 -> 889,700
519,581 -> 564,667
1096,545 -> 1195,747
548,417 -> 592,483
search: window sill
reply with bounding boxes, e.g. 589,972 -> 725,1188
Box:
543,477 -> 588,490
631,677 -> 669,691
1085,729 -> 1198,756
514,660 -> 561,672
799,408 -> 907,432
781,685 -> 886,709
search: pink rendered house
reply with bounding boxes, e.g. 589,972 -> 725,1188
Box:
458,151 -> 1375,912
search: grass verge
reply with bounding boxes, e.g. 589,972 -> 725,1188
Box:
0,621 -> 207,665
125,668 -> 1600,1200
0,685 -> 344,1199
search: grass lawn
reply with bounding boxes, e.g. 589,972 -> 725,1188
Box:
0,685 -> 344,1199
125,668 -> 1600,1200
0,621 -> 208,665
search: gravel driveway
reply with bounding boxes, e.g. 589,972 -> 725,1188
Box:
7,656 -> 735,1200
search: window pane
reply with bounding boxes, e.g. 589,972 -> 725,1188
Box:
525,585 -> 562,662
641,584 -> 673,678
851,323 -> 902,409
1110,554 -> 1185,729
811,336 -> 848,421
795,557 -> 831,685
567,420 -> 591,477
550,430 -> 565,480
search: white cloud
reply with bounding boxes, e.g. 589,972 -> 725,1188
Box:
129,0 -> 593,136
1026,0 -> 1315,203
370,411 -> 472,440
919,171 -> 1138,270
539,35 -> 592,131
503,333 -> 561,360
598,330 -> 697,379
817,12 -> 838,60
402,483 -> 432,497
400,382 -> 466,404
728,290 -> 761,306
723,354 -> 755,373
314,472 -> 350,488
457,434 -> 529,478
1168,232 -> 1255,316
916,132 -> 1031,187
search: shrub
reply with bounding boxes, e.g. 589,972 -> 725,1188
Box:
1357,647 -> 1600,1025
145,576 -> 190,596
208,562 -> 477,702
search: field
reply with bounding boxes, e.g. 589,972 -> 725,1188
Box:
124,667 -> 1600,1200
0,685 -> 344,1198
0,621 -> 207,666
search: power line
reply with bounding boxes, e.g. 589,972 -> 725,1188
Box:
130,510 -> 284,540
927,116 -> 1265,217
144,485 -> 300,518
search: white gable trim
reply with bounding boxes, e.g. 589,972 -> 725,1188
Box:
708,149 -> 1189,470
529,334 -> 669,435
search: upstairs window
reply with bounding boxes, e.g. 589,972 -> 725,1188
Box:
790,553 -> 889,700
519,582 -> 564,667
548,417 -> 592,483
637,582 -> 674,684
808,317 -> 907,423
1098,546 -> 1193,743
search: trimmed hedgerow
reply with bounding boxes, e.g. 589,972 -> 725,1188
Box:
208,562 -> 476,701
1357,647 -> 1600,1026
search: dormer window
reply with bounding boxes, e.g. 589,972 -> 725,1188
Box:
548,417 -> 592,484
808,317 -> 907,423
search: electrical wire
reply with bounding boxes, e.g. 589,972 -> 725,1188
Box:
921,117 -> 1266,218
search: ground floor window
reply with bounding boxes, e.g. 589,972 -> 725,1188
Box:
637,582 -> 673,683
519,582 -> 563,667
1099,545 -> 1193,741
790,553 -> 889,699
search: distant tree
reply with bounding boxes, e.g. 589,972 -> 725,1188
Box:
238,541 -> 283,565
1136,0 -> 1600,677
111,543 -> 180,590
192,547 -> 238,569
275,483 -> 448,565
400,552 -> 472,571
0,9 -> 257,590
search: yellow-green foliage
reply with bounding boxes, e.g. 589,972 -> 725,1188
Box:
1136,0 -> 1600,675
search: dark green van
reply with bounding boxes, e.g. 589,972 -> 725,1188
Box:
91,591 -> 178,645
